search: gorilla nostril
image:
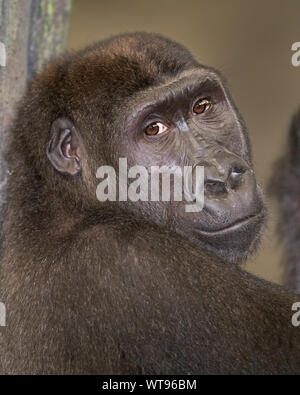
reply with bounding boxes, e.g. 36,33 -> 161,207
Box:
205,180 -> 227,196
229,166 -> 247,189
232,166 -> 247,175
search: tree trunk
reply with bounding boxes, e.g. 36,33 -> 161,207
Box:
0,0 -> 71,209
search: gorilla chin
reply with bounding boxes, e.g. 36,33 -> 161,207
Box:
194,208 -> 266,263
174,175 -> 266,263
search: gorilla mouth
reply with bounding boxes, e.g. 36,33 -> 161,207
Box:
195,211 -> 265,236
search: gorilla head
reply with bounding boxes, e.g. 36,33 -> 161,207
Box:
22,32 -> 265,263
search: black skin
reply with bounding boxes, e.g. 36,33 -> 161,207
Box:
49,46 -> 265,264
116,68 -> 265,263
270,109 -> 300,292
0,32 -> 299,374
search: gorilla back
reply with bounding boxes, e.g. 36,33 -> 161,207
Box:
0,32 -> 299,374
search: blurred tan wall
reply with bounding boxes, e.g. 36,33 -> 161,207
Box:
68,0 -> 300,284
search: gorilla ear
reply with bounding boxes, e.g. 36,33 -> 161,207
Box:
47,117 -> 83,176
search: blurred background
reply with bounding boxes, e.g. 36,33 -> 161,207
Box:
68,0 -> 300,284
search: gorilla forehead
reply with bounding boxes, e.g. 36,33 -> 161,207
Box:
80,31 -> 199,74
65,32 -> 201,96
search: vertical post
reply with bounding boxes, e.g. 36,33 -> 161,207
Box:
0,0 -> 71,217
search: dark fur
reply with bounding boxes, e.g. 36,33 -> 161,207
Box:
270,109 -> 300,292
0,32 -> 300,374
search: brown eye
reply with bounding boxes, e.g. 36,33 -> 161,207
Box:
193,97 -> 212,114
145,122 -> 168,136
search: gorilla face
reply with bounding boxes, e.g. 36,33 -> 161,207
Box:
45,33 -> 265,264
119,68 -> 265,263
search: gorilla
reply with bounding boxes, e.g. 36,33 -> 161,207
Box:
0,32 -> 299,374
270,109 -> 300,293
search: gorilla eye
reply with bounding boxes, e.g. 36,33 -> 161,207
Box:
145,122 -> 168,136
193,97 -> 212,114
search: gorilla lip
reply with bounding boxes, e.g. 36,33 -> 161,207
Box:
195,211 -> 264,236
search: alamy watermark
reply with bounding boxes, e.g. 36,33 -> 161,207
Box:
0,40 -> 6,327
0,302 -> 6,327
96,158 -> 204,212
291,42 -> 300,67
0,41 -> 6,67
292,302 -> 300,327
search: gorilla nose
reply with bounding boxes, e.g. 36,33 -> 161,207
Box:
204,160 -> 248,197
